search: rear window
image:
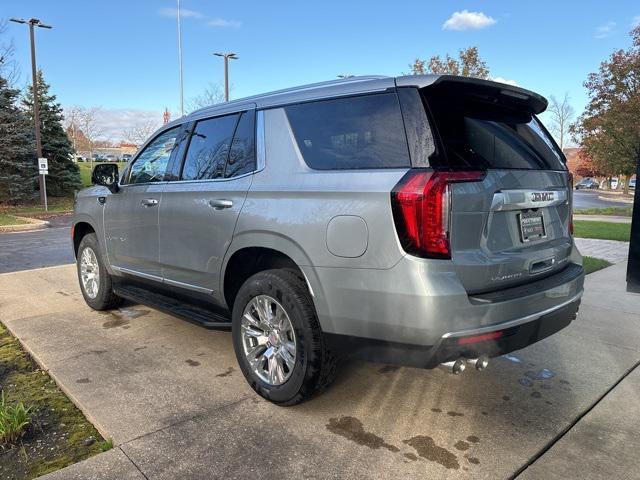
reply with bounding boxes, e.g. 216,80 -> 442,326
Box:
424,85 -> 566,171
284,93 -> 411,170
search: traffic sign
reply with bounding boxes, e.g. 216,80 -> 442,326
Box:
38,157 -> 48,175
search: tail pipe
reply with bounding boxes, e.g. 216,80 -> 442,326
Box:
439,356 -> 489,374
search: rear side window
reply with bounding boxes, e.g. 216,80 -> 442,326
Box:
423,84 -> 565,171
181,114 -> 239,180
225,111 -> 256,178
284,93 -> 411,170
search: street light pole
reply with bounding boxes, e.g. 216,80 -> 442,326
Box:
213,52 -> 238,102
177,0 -> 184,116
10,17 -> 51,209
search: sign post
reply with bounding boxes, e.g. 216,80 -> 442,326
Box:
627,152 -> 639,293
38,157 -> 48,212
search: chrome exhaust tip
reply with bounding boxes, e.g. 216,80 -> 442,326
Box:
466,355 -> 489,371
439,358 -> 466,375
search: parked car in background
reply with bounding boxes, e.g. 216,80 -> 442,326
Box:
73,75 -> 584,405
122,153 -> 133,162
629,177 -> 636,189
575,177 -> 599,190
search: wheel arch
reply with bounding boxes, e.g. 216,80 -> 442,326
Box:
220,232 -> 325,316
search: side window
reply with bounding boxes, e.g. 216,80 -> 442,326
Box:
397,88 -> 436,168
181,114 -> 239,180
284,93 -> 411,170
128,127 -> 180,184
225,111 -> 256,178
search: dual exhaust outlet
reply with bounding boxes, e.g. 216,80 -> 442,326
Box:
439,355 -> 489,375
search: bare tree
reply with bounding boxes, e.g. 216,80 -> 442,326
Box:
0,19 -> 20,85
77,107 -> 102,168
122,120 -> 160,147
187,82 -> 225,112
548,93 -> 575,149
63,105 -> 83,153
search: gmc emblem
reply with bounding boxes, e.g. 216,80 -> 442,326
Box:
531,192 -> 554,202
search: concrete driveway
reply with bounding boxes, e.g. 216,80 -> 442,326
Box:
0,263 -> 639,479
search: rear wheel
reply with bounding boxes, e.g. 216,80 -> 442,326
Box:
232,269 -> 337,405
76,233 -> 122,310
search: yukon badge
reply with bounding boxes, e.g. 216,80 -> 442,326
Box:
530,192 -> 555,202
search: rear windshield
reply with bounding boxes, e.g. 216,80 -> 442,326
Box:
284,93 -> 411,170
423,85 -> 566,171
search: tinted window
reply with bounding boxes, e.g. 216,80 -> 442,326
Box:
181,114 -> 238,180
129,127 -> 180,184
225,111 -> 255,178
397,88 -> 436,167
424,84 -> 565,171
285,93 -> 411,170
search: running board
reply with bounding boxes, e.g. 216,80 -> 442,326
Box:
113,284 -> 232,329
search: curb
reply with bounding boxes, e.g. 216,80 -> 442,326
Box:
597,195 -> 634,205
0,216 -> 50,233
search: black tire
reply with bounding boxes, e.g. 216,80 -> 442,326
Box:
76,233 -> 122,311
232,269 -> 337,406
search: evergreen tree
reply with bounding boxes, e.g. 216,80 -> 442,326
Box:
22,70 -> 82,196
0,74 -> 36,204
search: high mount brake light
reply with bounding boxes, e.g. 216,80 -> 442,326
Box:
391,170 -> 485,259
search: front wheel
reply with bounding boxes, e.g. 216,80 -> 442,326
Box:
232,269 -> 337,406
76,233 -> 122,310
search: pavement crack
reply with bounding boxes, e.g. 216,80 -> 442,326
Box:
119,446 -> 150,480
511,359 -> 640,479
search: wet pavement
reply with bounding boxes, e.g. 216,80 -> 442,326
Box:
1,262 -> 638,479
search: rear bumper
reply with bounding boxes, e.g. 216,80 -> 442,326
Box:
326,293 -> 581,369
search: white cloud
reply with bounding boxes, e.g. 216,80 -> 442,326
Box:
632,16 -> 640,27
492,77 -> 519,87
442,10 -> 496,31
207,18 -> 242,28
595,21 -> 616,39
158,7 -> 204,19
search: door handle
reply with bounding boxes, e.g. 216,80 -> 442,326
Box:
141,198 -> 158,207
209,199 -> 233,210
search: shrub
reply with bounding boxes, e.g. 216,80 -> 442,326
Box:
0,391 -> 32,446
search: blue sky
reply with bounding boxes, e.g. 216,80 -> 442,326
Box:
3,0 -> 639,140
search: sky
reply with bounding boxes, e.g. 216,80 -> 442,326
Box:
2,0 -> 639,141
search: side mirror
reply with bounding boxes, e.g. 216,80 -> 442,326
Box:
91,163 -> 119,193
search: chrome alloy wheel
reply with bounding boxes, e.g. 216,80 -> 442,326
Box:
80,247 -> 100,299
241,295 -> 297,386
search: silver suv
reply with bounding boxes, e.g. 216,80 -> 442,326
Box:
73,75 -> 584,405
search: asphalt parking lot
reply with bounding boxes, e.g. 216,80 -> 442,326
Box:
1,262 -> 638,479
572,190 -> 631,209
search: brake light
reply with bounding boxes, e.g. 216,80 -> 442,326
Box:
457,330 -> 503,345
568,173 -> 574,235
391,170 -> 485,259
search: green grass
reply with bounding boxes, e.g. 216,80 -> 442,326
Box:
574,206 -> 633,217
0,322 -> 106,479
0,197 -> 75,218
0,213 -> 29,226
583,256 -> 613,275
573,220 -> 631,242
78,162 -> 127,187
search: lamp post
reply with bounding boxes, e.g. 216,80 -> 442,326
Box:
177,0 -> 184,116
10,17 -> 51,210
213,52 -> 238,101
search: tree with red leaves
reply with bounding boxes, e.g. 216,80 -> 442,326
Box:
572,26 -> 640,194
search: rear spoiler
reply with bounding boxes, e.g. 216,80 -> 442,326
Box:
395,74 -> 548,115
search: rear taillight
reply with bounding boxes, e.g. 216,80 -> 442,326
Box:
568,173 -> 574,235
391,170 -> 485,259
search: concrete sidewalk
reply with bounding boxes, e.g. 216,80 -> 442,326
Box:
574,237 -> 629,264
574,214 -> 632,224
0,262 -> 638,479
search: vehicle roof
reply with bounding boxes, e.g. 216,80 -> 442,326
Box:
164,74 -> 547,128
